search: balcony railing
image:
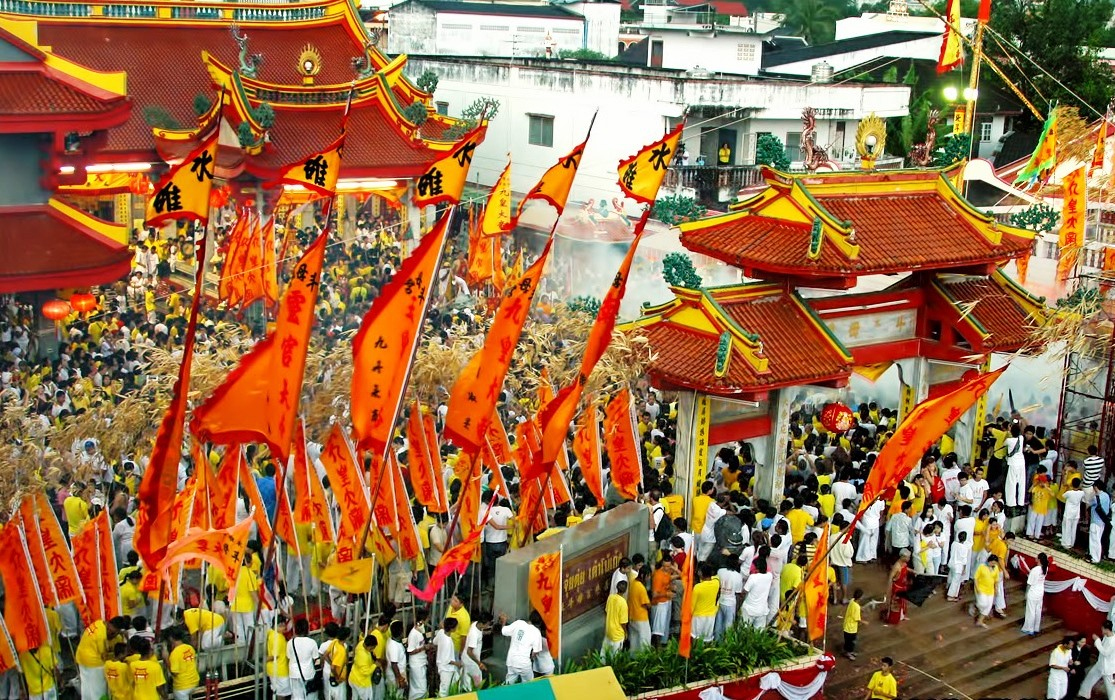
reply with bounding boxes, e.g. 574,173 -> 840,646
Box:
666,165 -> 764,206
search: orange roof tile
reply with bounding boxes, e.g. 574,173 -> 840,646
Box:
936,276 -> 1041,351
0,68 -> 118,115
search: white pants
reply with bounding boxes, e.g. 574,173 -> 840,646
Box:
650,602 -> 671,638
349,683 -> 372,700
272,675 -> 292,697
691,615 -> 715,642
714,603 -> 736,640
200,623 -> 226,650
1047,668 -> 1067,700
289,679 -> 319,700
855,527 -> 879,562
1080,662 -> 1115,698
30,689 -> 58,700
325,681 -> 345,700
407,663 -> 427,700
1021,593 -> 1043,633
696,539 -> 715,562
232,611 -> 253,642
286,554 -> 315,594
504,664 -> 533,685
436,667 -> 457,697
173,689 -> 195,700
600,638 -> 623,655
946,565 -> 967,598
461,657 -> 481,690
743,614 -> 767,628
78,665 -> 106,700
975,592 -> 994,617
1062,515 -> 1079,548
1005,464 -> 1026,507
628,620 -> 651,651
1091,522 -> 1106,563
1026,509 -> 1046,538
995,577 -> 1006,612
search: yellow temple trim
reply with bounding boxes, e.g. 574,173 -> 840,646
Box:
0,18 -> 128,95
50,197 -> 129,244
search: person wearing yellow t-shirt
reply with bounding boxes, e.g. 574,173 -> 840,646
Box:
64,482 -> 91,537
691,482 -> 715,535
865,657 -> 898,699
164,629 -> 199,700
973,556 -> 1001,627
690,564 -> 721,643
230,559 -> 259,642
129,639 -> 166,700
265,616 -> 292,698
348,633 -> 376,699
627,570 -> 652,651
21,644 -> 57,700
447,595 -> 471,654
1028,475 -> 1054,539
818,484 -> 836,520
321,626 -> 351,695
660,483 -> 685,522
786,500 -> 814,544
120,571 -> 146,618
104,644 -> 133,700
842,588 -> 865,660
181,608 -> 226,651
76,616 -> 127,700
602,581 -> 628,654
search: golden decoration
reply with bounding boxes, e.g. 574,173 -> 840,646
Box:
297,44 -> 323,82
855,114 -> 887,169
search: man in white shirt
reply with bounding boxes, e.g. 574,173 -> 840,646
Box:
1080,621 -> 1115,698
741,558 -> 773,628
498,614 -> 543,685
610,558 -> 633,596
956,472 -> 978,510
855,500 -> 885,563
715,555 -> 744,640
406,613 -> 430,700
698,495 -> 728,561
460,612 -> 493,691
831,473 -> 857,514
1062,477 -> 1085,549
970,468 -> 990,512
385,621 -> 408,691
483,499 -> 513,581
945,530 -> 971,600
286,619 -> 321,700
433,618 -> 461,697
940,456 -> 962,504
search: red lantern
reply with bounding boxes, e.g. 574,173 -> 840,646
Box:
69,292 -> 97,313
209,185 -> 231,209
41,299 -> 72,321
820,402 -> 855,433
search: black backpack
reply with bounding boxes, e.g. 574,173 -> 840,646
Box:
653,505 -> 675,542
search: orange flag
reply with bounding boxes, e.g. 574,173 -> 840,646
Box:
145,130 -> 218,227
407,404 -> 448,513
617,124 -> 682,204
280,134 -> 345,197
192,231 -> 328,461
858,367 -> 1007,512
677,545 -> 696,658
516,139 -> 588,220
483,440 -> 510,499
212,449 -> 241,531
527,551 -> 562,655
467,219 -> 497,286
937,0 -> 963,73
218,211 -> 250,305
517,476 -> 548,540
445,239 -> 553,452
457,452 -> 484,540
515,418 -> 545,483
0,619 -> 17,674
159,518 -> 254,600
481,161 -> 513,237
487,413 -> 515,466
388,453 -> 423,561
603,389 -> 642,500
410,520 -> 484,603
135,233 -> 207,569
1015,250 -> 1031,286
319,423 -> 370,541
237,453 -> 274,546
21,493 -> 84,609
0,522 -> 49,652
351,214 -> 450,454
538,210 -> 653,469
292,422 -> 335,543
190,444 -> 218,530
77,511 -> 122,622
1091,114 -> 1109,176
413,124 -> 487,208
572,399 -> 606,508
273,466 -> 299,551
241,216 -> 279,309
803,526 -> 830,642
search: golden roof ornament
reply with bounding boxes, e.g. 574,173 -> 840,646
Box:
298,44 -> 323,85
856,114 -> 887,170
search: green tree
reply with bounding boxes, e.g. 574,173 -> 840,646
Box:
558,48 -> 611,61
653,195 -> 707,225
444,97 -> 500,139
756,133 -> 790,170
416,70 -> 439,94
783,0 -> 842,44
933,132 -> 972,166
988,0 -> 1114,117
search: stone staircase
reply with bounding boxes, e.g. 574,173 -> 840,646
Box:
822,574 -> 1059,699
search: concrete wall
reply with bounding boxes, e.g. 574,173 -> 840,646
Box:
628,31 -> 764,75
435,12 -> 585,57
567,1 -> 621,57
492,502 -> 650,668
407,56 -> 910,205
387,1 -> 437,55
0,135 -> 49,206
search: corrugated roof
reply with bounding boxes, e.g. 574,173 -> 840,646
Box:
761,30 -> 937,68
409,0 -> 584,19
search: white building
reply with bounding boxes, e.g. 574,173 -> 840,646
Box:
407,55 -> 911,207
387,0 -> 620,58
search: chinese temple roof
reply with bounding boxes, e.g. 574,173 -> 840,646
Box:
678,167 -> 1035,287
0,198 -> 131,293
0,25 -> 130,133
927,271 -> 1047,353
630,283 -> 854,399
1,0 -> 450,175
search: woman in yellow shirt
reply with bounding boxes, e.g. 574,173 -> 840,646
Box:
266,618 -> 292,697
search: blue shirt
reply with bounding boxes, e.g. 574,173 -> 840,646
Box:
255,475 -> 277,520
1091,490 -> 1111,527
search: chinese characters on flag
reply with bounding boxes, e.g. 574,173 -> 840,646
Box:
240,215 -> 279,311
413,125 -> 487,207
387,452 -> 424,561
407,404 -> 449,513
218,210 -> 251,307
527,551 -> 562,656
72,512 -> 120,624
159,518 -> 254,601
515,139 -> 588,220
481,162 -> 513,237
351,214 -> 449,454
280,136 -> 344,197
803,526 -> 830,642
145,131 -> 219,227
603,389 -> 642,500
191,231 -> 328,461
1058,166 -> 1086,283
318,423 -> 371,540
20,493 -> 84,610
1091,115 -> 1109,176
616,124 -> 683,204
292,421 -> 335,543
572,399 -> 606,508
937,0 -> 963,73
0,522 -> 49,652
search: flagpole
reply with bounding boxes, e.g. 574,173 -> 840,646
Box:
558,543 -> 564,673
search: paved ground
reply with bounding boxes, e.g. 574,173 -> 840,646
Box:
821,561 -> 1055,700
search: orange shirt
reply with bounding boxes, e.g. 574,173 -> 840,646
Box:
651,569 -> 673,605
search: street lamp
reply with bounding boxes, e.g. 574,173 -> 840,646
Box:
943,86 -> 959,102
963,87 -> 979,101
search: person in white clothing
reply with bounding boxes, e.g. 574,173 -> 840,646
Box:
1047,637 -> 1073,700
1079,621 -> 1115,698
855,500 -> 885,563
385,621 -> 408,692
740,557 -> 773,628
433,619 -> 461,698
1004,424 -> 1027,507
610,559 -> 633,596
698,495 -> 728,561
406,614 -> 431,700
1021,553 -> 1048,635
499,614 -> 543,685
715,555 -> 744,640
1061,477 -> 1085,549
483,499 -> 513,582
286,619 -> 321,700
460,613 -> 493,691
945,531 -> 971,600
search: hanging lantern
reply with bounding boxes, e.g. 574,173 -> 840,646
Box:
128,173 -> 151,196
209,185 -> 231,210
820,402 -> 855,433
41,299 -> 72,321
69,292 -> 97,313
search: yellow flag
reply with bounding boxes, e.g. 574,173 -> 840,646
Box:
516,139 -> 587,219
145,132 -> 218,227
937,0 -> 963,73
280,135 -> 343,197
414,124 -> 487,207
617,124 -> 682,204
320,557 -> 375,594
481,162 -> 512,237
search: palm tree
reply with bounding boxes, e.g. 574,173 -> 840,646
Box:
783,0 -> 842,45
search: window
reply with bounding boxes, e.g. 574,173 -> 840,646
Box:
649,38 -> 664,68
528,114 -> 554,147
978,117 -> 993,142
436,101 -> 449,116
784,132 -> 801,163
736,43 -> 755,62
480,24 -> 509,31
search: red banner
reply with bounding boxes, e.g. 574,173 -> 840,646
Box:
528,551 -> 562,655
603,390 -> 642,500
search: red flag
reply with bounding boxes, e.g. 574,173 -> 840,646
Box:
135,234 -> 207,568
408,498 -> 493,602
858,367 -> 1007,513
538,212 -> 652,469
938,0 -> 964,73
292,421 -> 335,543
191,231 -> 328,461
527,551 -> 562,655
242,215 -> 279,309
677,544 -> 696,658
803,526 -> 830,642
351,214 -> 450,454
237,453 -> 274,546
0,522 -> 49,652
407,404 -> 448,513
319,423 -> 370,541
572,398 -> 605,507
603,389 -> 642,500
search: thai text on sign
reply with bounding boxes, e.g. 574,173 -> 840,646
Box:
560,534 -> 630,621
